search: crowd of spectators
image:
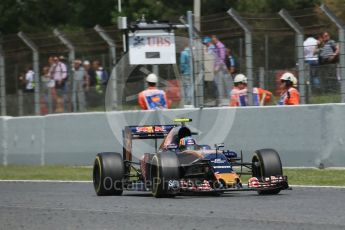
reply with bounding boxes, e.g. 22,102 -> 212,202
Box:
176,34 -> 300,109
179,35 -> 237,106
19,56 -> 109,114
175,32 -> 340,109
303,31 -> 340,93
19,32 -> 326,114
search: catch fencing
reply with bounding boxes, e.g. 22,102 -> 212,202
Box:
0,4 -> 345,116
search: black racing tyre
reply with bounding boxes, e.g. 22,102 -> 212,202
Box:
93,152 -> 124,196
151,151 -> 180,198
252,149 -> 283,195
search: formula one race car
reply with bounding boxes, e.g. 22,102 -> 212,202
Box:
93,118 -> 289,198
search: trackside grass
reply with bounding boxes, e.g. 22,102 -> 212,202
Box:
0,166 -> 91,181
283,168 -> 345,186
0,166 -> 345,186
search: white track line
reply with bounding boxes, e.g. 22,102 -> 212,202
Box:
1,180 -> 345,189
290,185 -> 345,189
0,180 -> 92,183
284,167 -> 345,170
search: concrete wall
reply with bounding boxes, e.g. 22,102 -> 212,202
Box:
1,104 -> 345,167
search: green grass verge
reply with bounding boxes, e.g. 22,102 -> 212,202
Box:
283,168 -> 345,186
0,166 -> 91,181
0,166 -> 345,186
240,168 -> 345,186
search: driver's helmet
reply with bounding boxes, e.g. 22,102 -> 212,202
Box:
179,136 -> 198,151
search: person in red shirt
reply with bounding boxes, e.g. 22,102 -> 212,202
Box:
138,73 -> 170,110
278,72 -> 300,105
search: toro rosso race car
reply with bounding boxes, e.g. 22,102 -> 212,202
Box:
93,118 -> 290,198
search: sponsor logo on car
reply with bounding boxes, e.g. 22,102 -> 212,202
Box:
212,158 -> 226,164
136,126 -> 154,133
135,126 -> 167,133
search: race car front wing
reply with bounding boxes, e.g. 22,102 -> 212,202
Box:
167,175 -> 290,193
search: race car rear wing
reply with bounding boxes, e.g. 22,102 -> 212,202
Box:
122,125 -> 177,161
125,125 -> 177,139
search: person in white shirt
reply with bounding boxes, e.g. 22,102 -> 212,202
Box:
25,68 -> 35,93
304,35 -> 320,90
49,56 -> 68,112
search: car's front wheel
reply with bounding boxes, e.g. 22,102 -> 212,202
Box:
252,149 -> 283,195
151,151 -> 180,198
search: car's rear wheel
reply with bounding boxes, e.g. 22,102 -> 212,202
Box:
252,149 -> 283,195
93,152 -> 124,196
151,151 -> 180,198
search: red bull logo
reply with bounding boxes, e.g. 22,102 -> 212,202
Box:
154,126 -> 167,132
135,126 -> 167,133
136,126 -> 154,133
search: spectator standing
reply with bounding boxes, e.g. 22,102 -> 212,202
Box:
180,46 -> 192,104
138,74 -> 170,110
225,48 -> 237,77
304,35 -> 320,90
86,60 -> 108,107
318,32 -> 340,91
40,66 -> 55,114
72,59 -> 87,112
278,72 -> 300,105
83,60 -> 91,86
202,36 -> 217,103
319,32 -> 339,64
49,56 -> 67,113
83,60 -> 95,107
23,66 -> 35,115
24,67 -> 35,93
91,60 -> 108,94
211,35 -> 232,105
203,36 -> 215,54
59,56 -> 72,112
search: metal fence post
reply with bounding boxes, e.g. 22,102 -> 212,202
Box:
0,34 -> 6,116
53,29 -> 76,111
193,0 -> 201,31
227,9 -> 253,105
187,11 -> 196,107
94,25 -> 117,69
279,9 -> 306,104
239,38 -> 243,73
179,15 -> 204,107
265,35 -> 269,72
94,25 -> 118,110
18,32 -> 40,115
320,4 -> 345,103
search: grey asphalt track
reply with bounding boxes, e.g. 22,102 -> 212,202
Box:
0,182 -> 344,230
